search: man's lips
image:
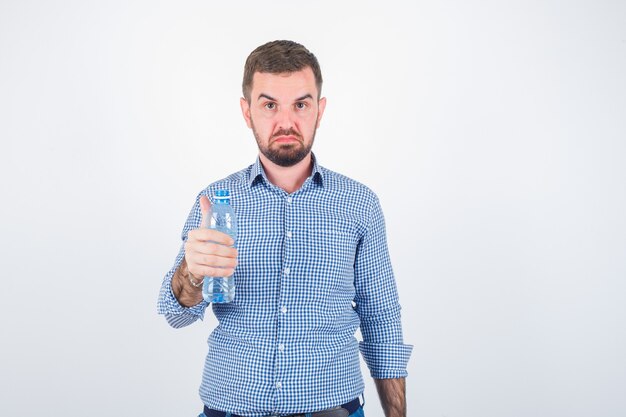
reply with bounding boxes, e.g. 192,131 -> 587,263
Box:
273,135 -> 299,143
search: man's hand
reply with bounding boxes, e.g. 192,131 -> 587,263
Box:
172,195 -> 238,307
374,378 -> 406,417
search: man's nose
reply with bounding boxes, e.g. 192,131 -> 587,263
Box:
276,106 -> 295,130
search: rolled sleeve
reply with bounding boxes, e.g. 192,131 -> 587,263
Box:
157,262 -> 208,328
359,342 -> 413,378
354,194 -> 413,378
157,192 -> 209,328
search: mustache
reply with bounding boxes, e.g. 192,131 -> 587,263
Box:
271,128 -> 302,140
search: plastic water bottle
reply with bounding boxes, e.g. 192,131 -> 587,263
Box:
202,189 -> 237,303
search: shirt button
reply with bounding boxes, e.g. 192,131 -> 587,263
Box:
278,343 -> 285,352
276,381 -> 282,389
286,231 -> 292,238
281,306 -> 287,314
284,267 -> 290,276
286,197 -> 293,203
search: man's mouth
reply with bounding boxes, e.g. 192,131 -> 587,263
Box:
274,135 -> 299,143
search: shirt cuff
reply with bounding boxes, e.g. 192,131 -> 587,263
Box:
359,341 -> 413,379
157,274 -> 208,320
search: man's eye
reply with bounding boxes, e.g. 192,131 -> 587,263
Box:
265,102 -> 276,110
295,102 -> 307,109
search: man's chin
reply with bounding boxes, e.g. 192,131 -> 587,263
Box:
264,149 -> 310,167
270,156 -> 306,167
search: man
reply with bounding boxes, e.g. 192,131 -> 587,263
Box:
158,40 -> 412,417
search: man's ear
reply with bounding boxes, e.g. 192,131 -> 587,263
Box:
316,97 -> 327,128
240,97 -> 252,128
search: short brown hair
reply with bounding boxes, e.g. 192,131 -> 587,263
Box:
242,40 -> 323,101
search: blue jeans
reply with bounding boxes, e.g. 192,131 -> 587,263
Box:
199,406 -> 364,417
349,406 -> 365,417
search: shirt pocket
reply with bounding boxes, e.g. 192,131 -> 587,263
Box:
302,224 -> 358,297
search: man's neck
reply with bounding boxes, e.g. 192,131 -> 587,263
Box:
259,153 -> 314,194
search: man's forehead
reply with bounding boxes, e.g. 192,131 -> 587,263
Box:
251,68 -> 318,98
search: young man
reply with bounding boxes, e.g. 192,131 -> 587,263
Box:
158,40 -> 412,417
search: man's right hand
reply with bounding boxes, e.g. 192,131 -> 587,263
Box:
172,195 -> 238,307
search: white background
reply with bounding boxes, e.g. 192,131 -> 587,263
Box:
1,1 -> 625,416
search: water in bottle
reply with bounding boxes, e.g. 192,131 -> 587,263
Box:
202,189 -> 237,303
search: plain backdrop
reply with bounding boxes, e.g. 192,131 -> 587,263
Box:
1,1 -> 625,416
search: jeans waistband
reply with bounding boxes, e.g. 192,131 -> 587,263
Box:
203,397 -> 361,417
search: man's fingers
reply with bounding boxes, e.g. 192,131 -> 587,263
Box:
188,228 -> 235,247
199,195 -> 211,228
190,242 -> 238,258
191,253 -> 238,269
185,195 -> 237,280
186,237 -> 238,258
187,265 -> 236,279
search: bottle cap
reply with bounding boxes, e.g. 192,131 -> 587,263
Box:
214,189 -> 231,202
215,189 -> 229,197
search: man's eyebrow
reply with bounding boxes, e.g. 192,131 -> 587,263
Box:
256,93 -> 314,102
257,93 -> 276,101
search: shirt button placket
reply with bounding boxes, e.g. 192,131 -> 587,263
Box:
276,194 -> 294,400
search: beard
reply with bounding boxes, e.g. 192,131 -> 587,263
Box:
252,121 -> 316,167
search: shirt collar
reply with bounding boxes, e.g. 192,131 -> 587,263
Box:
248,153 -> 324,188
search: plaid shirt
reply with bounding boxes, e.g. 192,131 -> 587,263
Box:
158,156 -> 412,416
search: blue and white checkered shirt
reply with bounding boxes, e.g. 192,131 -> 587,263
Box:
158,156 -> 412,416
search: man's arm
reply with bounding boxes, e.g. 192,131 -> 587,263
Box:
352,194 -> 412,414
374,378 -> 406,417
171,258 -> 204,307
157,193 -> 237,327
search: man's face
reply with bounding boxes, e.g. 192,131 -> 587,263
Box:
240,67 -> 326,167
